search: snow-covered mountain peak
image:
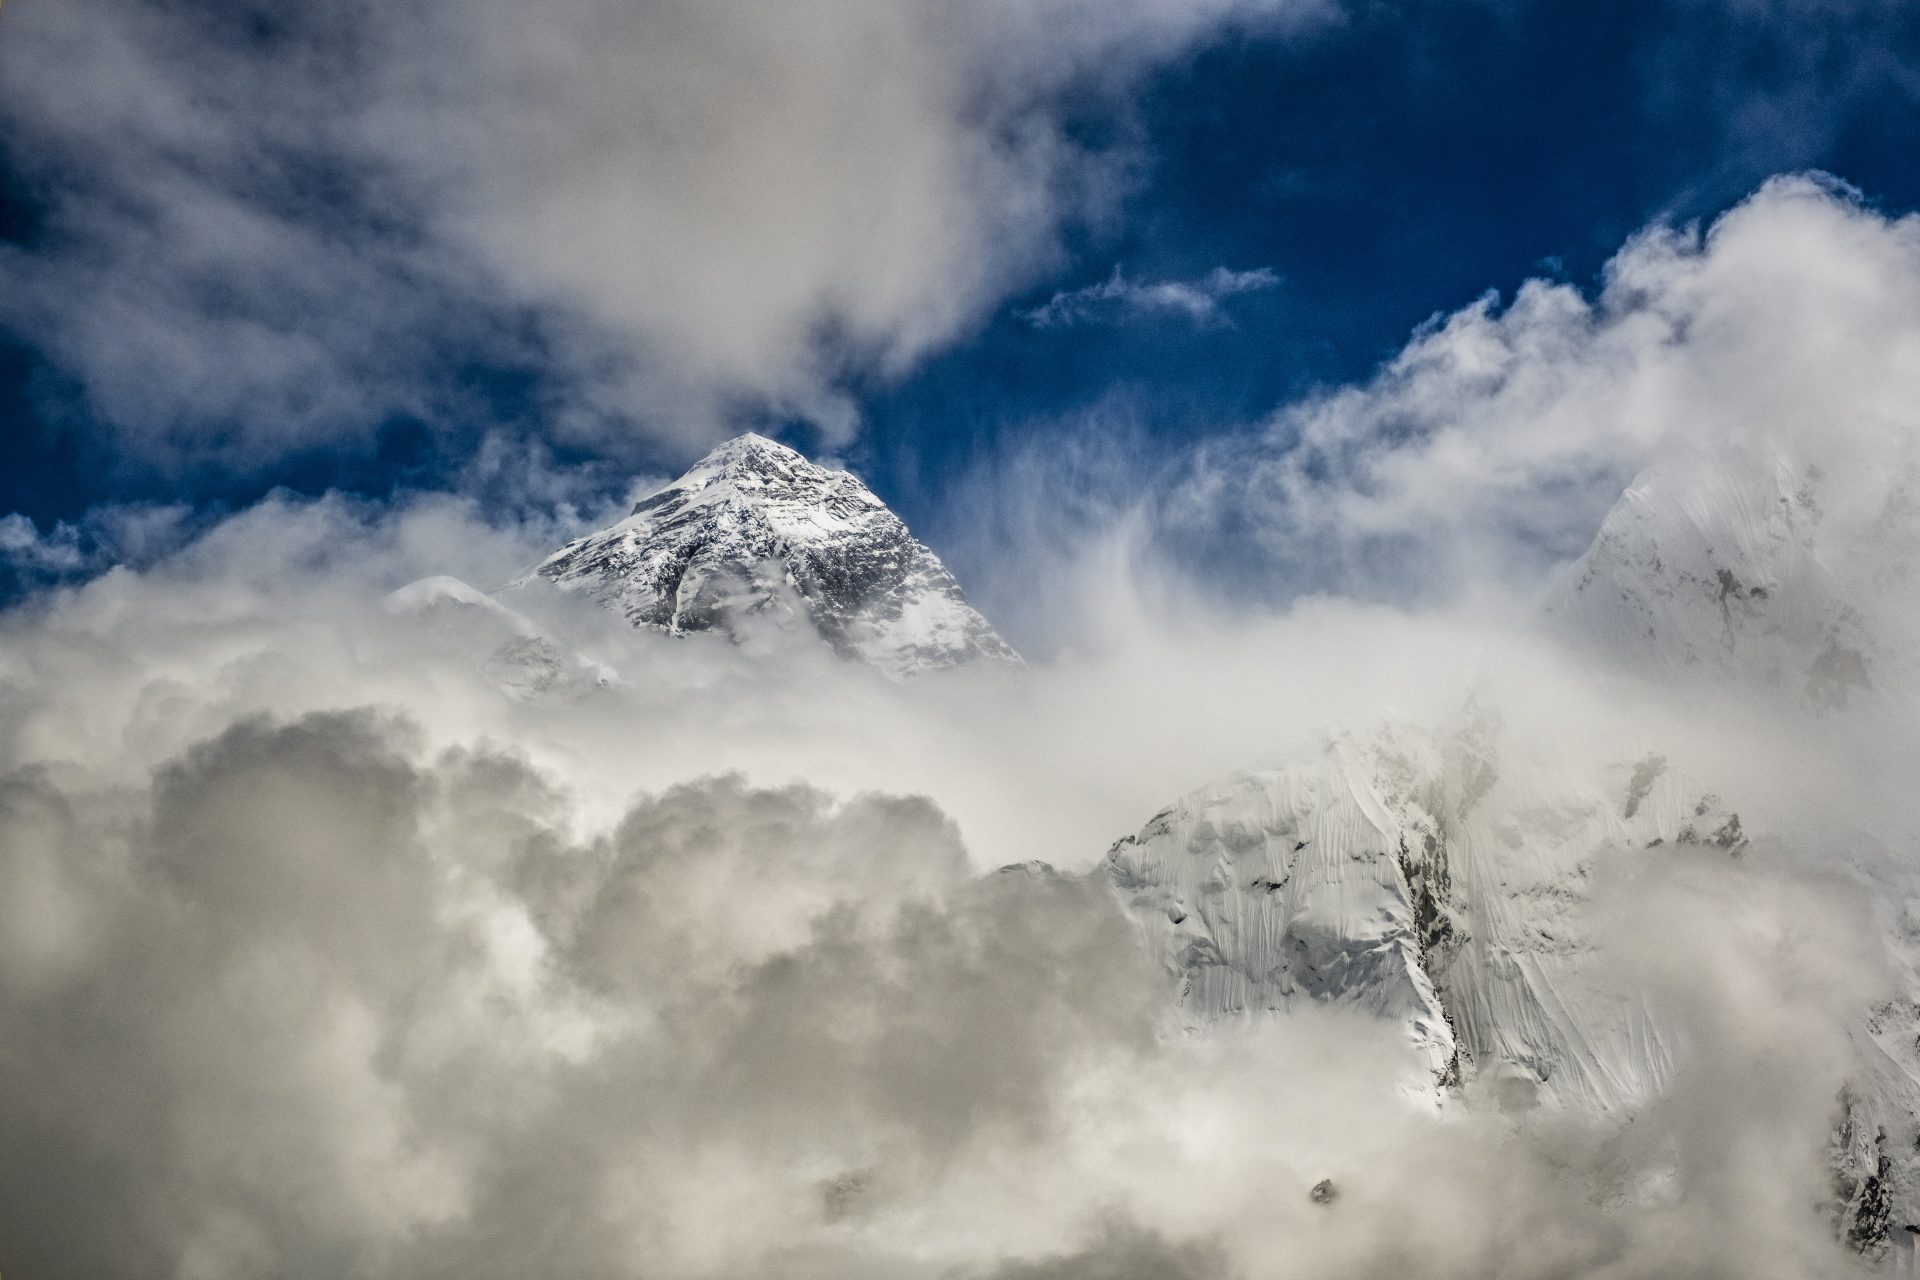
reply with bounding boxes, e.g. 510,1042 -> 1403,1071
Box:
690,429 -> 794,462
1549,443 -> 1920,709
613,431 -> 889,537
506,433 -> 1021,679
628,432 -> 821,512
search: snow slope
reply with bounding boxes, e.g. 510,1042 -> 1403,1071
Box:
504,433 -> 1019,679
1103,713 -> 1739,1112
1550,448 -> 1920,709
1102,446 -> 1920,1254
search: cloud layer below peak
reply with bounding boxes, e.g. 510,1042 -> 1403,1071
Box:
9,169 -> 1920,1277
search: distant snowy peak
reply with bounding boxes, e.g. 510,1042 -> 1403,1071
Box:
510,433 -> 1019,679
385,575 -> 611,699
1551,449 -> 1920,707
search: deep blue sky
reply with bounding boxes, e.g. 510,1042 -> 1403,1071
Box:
859,0 -> 1920,517
2,0 -> 1917,565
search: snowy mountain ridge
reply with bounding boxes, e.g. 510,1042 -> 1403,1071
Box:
504,433 -> 1020,679
380,429 -> 1920,1256
1549,446 -> 1920,709
383,574 -> 612,699
1101,714 -> 1747,1113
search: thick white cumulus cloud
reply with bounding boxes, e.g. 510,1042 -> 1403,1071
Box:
1151,174 -> 1920,602
0,518 -> 1890,1280
0,0 -> 1324,463
6,176 -> 1920,1276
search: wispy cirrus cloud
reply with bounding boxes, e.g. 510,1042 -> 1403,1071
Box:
1020,265 -> 1281,329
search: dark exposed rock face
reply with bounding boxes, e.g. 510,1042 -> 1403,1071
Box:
511,433 -> 1020,679
1833,1091 -> 1897,1259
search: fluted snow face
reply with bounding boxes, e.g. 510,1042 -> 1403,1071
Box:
1105,745 -> 1461,1088
514,434 -> 1020,679
1106,720 -> 1753,1113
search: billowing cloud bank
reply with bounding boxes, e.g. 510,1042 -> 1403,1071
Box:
6,177 -> 1920,1277
1160,173 -> 1920,602
0,0 -> 1323,462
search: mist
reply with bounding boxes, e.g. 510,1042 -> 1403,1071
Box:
5,177 -> 1920,1278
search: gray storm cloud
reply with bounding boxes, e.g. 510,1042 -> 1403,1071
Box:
6,175 -> 1920,1276
0,710 -> 1166,1277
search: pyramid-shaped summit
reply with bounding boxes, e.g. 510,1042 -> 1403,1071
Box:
516,433 -> 1020,678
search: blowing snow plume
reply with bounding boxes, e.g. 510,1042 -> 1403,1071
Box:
6,177 -> 1920,1278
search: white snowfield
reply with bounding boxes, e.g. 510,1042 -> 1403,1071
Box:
505,433 -> 1020,679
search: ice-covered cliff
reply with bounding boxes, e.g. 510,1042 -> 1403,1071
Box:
1103,713 -> 1742,1112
